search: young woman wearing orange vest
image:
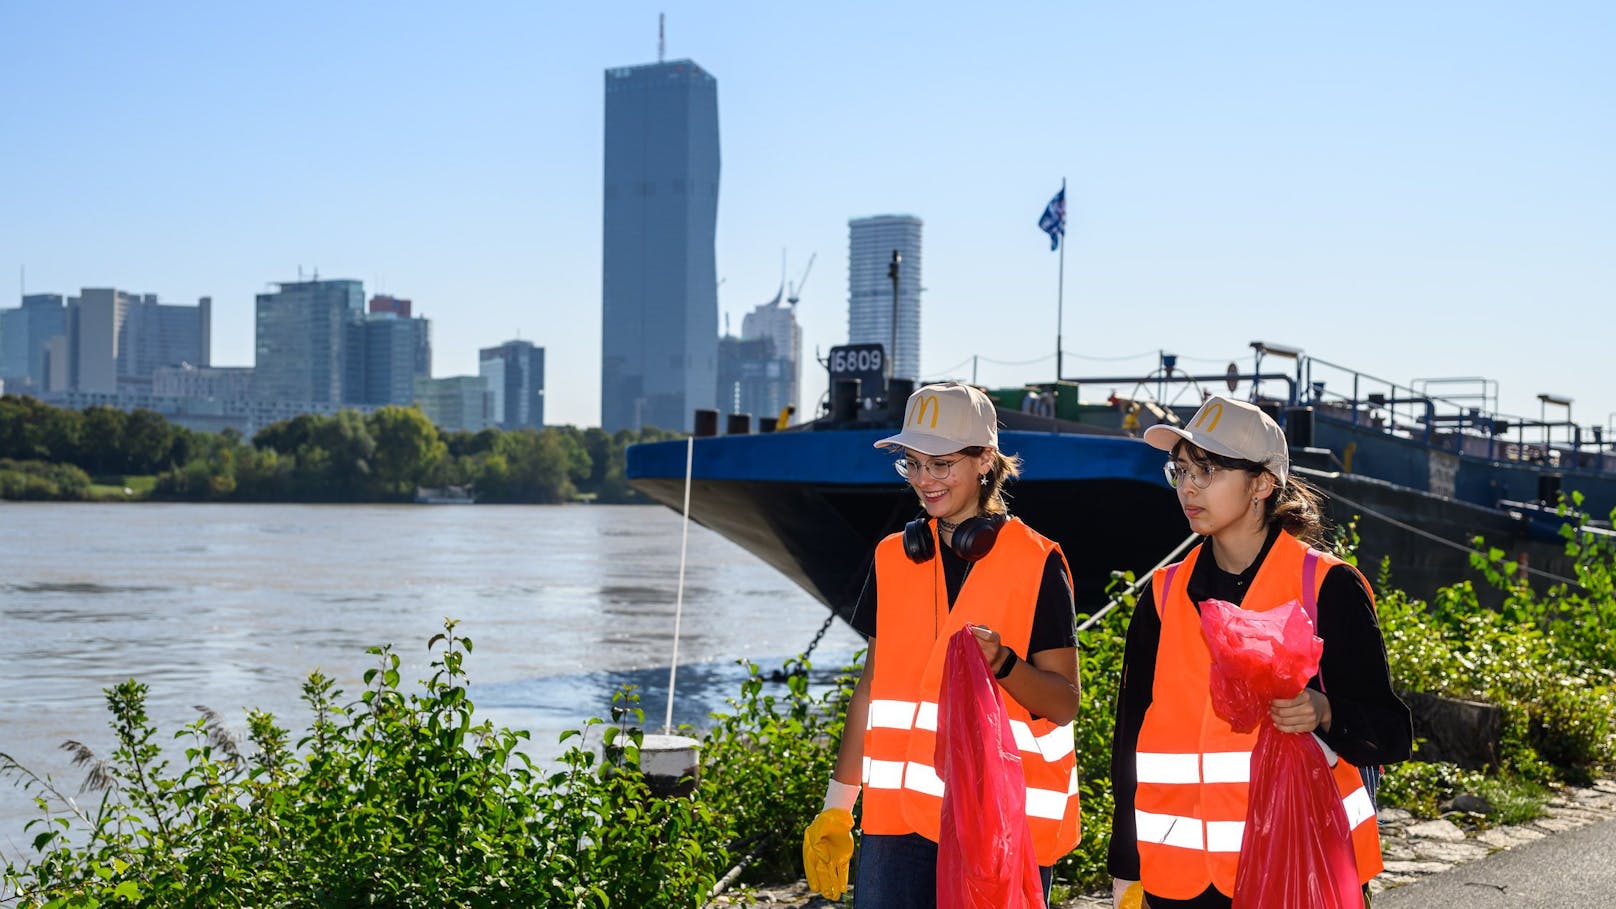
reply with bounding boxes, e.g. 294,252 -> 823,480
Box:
801,382 -> 1083,908
1107,395 -> 1412,908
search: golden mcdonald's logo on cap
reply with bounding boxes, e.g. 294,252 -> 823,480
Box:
911,395 -> 941,428
1193,401 -> 1224,432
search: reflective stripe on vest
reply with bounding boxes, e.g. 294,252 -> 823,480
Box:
1133,532 -> 1383,900
861,517 -> 1081,866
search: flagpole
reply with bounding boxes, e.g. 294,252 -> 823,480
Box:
1055,176 -> 1066,390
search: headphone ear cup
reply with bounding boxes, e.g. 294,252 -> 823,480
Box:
902,517 -> 935,563
949,513 -> 1005,562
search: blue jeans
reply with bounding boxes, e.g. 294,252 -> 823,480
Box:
854,833 -> 1054,909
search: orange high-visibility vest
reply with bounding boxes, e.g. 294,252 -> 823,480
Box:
1134,532 -> 1382,900
862,517 -> 1081,866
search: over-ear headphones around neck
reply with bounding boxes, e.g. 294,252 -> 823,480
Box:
902,511 -> 1007,564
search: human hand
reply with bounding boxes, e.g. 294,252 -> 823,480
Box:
802,808 -> 855,901
1270,688 -> 1331,733
968,623 -> 1006,673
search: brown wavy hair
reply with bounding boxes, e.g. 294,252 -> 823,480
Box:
959,446 -> 1022,516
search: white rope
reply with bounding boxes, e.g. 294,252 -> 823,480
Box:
664,435 -> 695,733
1076,533 -> 1199,633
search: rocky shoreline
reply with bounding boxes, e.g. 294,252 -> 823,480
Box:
715,779 -> 1616,908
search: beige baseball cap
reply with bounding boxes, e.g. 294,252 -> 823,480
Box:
1143,395 -> 1290,485
873,382 -> 999,455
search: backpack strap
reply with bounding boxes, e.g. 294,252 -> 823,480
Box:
1154,562 -> 1183,619
1301,548 -> 1324,692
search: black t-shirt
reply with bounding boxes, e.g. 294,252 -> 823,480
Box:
849,545 -> 1077,656
1105,526 -> 1413,884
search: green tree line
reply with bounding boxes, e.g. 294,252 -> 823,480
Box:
0,394 -> 681,504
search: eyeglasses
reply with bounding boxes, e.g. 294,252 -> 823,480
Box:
1164,459 -> 1221,490
895,456 -> 964,481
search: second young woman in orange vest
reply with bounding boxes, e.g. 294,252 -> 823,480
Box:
801,382 -> 1083,908
1107,395 -> 1412,909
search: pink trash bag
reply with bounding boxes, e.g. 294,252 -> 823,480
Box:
1198,598 -> 1362,909
935,628 -> 1045,909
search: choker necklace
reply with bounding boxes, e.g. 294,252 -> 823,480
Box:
937,518 -> 960,533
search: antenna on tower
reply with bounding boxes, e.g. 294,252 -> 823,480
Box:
658,13 -> 665,62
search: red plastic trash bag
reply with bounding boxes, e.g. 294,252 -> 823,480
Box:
1198,598 -> 1362,909
935,628 -> 1045,909
1198,597 -> 1321,734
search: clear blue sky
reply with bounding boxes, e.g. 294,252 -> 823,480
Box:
4,1 -> 1613,433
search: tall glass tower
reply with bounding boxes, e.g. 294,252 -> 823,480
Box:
600,59 -> 720,432
847,215 -> 923,382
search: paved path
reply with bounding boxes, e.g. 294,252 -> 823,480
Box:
1373,814 -> 1616,908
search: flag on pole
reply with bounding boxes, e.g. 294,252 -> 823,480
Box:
1038,187 -> 1066,250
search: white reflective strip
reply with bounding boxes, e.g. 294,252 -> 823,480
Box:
1067,766 -> 1081,795
1008,719 -> 1038,752
1136,752 -> 1200,784
1343,786 -> 1376,829
1035,722 -> 1076,761
914,701 -> 938,732
865,759 -> 905,790
1201,751 -> 1252,784
1135,809 -> 1203,850
1206,820 -> 1245,853
1025,786 -> 1069,820
904,761 -> 945,797
1313,733 -> 1340,767
867,699 -> 918,730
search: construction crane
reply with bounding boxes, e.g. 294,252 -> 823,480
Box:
786,252 -> 816,306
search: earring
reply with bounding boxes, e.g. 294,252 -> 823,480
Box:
979,473 -> 989,487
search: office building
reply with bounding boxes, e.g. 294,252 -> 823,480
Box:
848,214 -> 923,382
345,312 -> 432,406
65,289 -> 210,393
739,286 -> 801,416
415,375 -> 493,433
479,340 -> 545,429
600,58 -> 721,432
254,279 -> 364,403
0,294 -> 68,391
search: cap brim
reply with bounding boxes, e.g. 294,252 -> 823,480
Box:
872,430 -> 980,455
1142,424 -> 1250,462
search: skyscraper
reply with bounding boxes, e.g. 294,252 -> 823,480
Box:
346,311 -> 432,406
64,289 -> 210,393
600,59 -> 721,432
734,284 -> 800,417
848,215 -> 923,383
254,279 -> 364,403
480,340 -> 546,429
0,294 -> 67,391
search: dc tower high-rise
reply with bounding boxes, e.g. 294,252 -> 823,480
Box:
847,215 -> 923,383
600,58 -> 720,433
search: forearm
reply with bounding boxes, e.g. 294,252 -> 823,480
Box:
995,646 -> 1079,726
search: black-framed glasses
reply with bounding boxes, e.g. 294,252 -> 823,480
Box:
1164,459 -> 1220,490
895,456 -> 963,481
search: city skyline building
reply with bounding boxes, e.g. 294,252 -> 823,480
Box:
369,294 -> 412,318
479,339 -> 546,429
600,58 -> 721,432
64,288 -> 211,394
0,294 -> 67,391
345,311 -> 432,407
415,375 -> 492,433
253,279 -> 364,403
847,214 -> 923,383
739,284 -> 801,417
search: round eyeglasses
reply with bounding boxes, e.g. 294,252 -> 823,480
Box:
895,456 -> 963,481
1163,459 -> 1220,490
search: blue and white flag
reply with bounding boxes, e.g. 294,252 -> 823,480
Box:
1038,187 -> 1066,250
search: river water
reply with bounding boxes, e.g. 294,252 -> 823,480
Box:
0,502 -> 865,849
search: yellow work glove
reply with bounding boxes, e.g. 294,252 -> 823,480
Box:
802,807 -> 855,901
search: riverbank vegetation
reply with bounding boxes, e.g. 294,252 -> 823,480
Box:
4,516 -> 1614,907
0,394 -> 680,504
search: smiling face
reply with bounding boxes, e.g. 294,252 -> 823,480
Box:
1169,442 -> 1275,540
902,447 -> 995,525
